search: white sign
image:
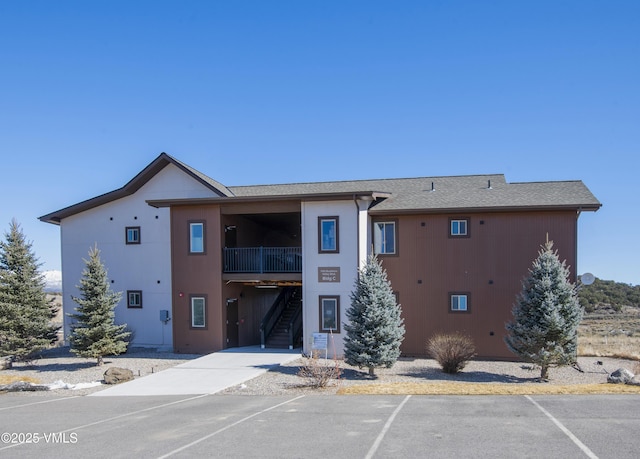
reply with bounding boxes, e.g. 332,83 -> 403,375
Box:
312,333 -> 328,350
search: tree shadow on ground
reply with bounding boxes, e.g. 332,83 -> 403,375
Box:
398,367 -> 537,384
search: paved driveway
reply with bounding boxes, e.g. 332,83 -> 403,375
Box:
1,394 -> 639,458
92,346 -> 299,396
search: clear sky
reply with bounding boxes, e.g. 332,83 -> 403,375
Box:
1,1 -> 638,285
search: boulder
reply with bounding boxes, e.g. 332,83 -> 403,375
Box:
607,368 -> 634,384
0,357 -> 12,370
103,367 -> 134,385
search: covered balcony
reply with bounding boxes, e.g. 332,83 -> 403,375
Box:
223,247 -> 302,273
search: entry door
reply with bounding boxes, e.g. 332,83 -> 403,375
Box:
226,299 -> 239,348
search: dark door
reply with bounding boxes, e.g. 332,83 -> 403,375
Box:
226,299 -> 239,348
225,225 -> 237,248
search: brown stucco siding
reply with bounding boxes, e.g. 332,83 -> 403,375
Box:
171,205 -> 224,353
377,210 -> 578,359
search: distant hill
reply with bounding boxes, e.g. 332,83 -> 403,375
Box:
43,270 -> 62,292
579,277 -> 640,313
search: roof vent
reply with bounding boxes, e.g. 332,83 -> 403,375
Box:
487,179 -> 492,190
430,181 -> 435,192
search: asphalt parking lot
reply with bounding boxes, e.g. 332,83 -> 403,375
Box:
1,394 -> 639,458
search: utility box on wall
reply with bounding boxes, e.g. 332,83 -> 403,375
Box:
159,310 -> 170,322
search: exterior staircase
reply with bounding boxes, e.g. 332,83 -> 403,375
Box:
264,288 -> 302,349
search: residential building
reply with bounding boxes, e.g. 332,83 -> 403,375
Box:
40,153 -> 600,359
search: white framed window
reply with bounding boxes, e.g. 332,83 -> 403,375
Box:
189,222 -> 205,253
450,294 -> 469,312
319,296 -> 340,332
318,217 -> 339,253
373,221 -> 396,255
126,227 -> 141,244
127,290 -> 142,308
191,296 -> 206,328
450,218 -> 469,237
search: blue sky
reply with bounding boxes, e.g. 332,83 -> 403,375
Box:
1,1 -> 638,284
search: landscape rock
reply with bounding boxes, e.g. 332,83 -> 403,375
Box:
607,368 -> 634,384
0,357 -> 12,370
103,367 -> 134,385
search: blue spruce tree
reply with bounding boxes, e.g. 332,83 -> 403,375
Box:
0,220 -> 59,361
344,255 -> 405,376
69,245 -> 130,366
505,240 -> 583,380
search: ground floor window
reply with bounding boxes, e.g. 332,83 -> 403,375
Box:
319,295 -> 340,332
127,290 -> 142,308
191,296 -> 207,328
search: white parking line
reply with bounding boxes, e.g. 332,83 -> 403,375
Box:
0,394 -> 208,453
525,395 -> 598,459
0,396 -> 80,411
365,395 -> 411,459
157,395 -> 306,459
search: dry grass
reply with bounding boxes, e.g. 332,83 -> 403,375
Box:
0,374 -> 42,385
337,381 -> 640,396
578,310 -> 640,360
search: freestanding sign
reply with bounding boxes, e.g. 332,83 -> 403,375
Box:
312,332 -> 328,358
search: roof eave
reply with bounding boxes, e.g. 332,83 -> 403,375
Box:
368,203 -> 602,215
147,191 -> 390,208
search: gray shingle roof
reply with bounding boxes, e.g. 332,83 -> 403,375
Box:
42,154 -> 601,224
228,174 -> 601,213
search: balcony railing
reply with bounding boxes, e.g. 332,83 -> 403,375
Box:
224,247 -> 302,273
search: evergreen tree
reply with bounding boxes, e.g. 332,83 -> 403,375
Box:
69,244 -> 129,365
344,254 -> 405,376
0,219 -> 59,360
505,240 -> 583,380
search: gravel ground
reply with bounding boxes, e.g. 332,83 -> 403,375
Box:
218,355 -> 639,395
2,347 -> 637,397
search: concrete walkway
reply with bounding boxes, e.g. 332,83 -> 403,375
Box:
91,346 -> 300,397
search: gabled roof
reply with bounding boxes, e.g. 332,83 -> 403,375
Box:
42,153 -> 602,225
39,153 -> 233,224
162,173 -> 600,214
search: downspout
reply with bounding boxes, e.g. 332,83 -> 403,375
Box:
353,195 -> 360,269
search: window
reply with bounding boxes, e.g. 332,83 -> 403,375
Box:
319,296 -> 340,332
125,227 -> 140,244
373,221 -> 396,255
318,216 -> 339,253
127,290 -> 142,308
450,293 -> 469,312
189,222 -> 205,253
450,218 -> 469,237
191,296 -> 206,328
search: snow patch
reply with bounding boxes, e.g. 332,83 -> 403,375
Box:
43,270 -> 62,292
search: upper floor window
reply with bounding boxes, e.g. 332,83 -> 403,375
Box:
127,290 -> 142,308
189,222 -> 205,253
450,218 -> 469,237
373,221 -> 396,255
125,227 -> 140,245
318,216 -> 339,253
450,293 -> 469,312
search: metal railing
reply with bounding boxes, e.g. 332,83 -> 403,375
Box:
224,247 -> 302,273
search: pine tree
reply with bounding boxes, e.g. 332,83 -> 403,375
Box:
505,240 -> 583,380
0,219 -> 59,361
68,244 -> 130,365
344,254 -> 405,376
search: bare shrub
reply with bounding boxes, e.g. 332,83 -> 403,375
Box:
297,350 -> 342,388
427,333 -> 476,374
